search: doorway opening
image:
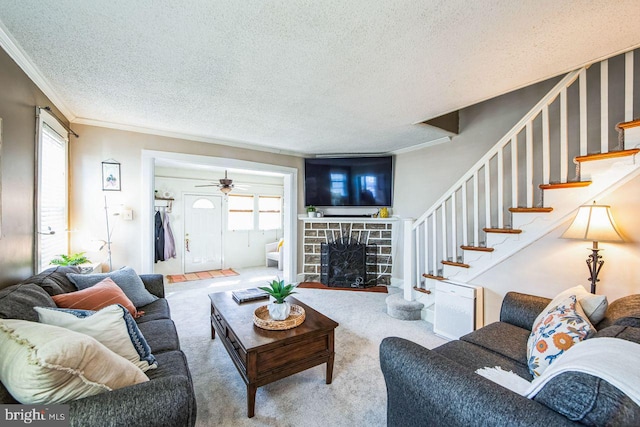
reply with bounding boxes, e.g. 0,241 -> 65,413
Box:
141,151 -> 298,283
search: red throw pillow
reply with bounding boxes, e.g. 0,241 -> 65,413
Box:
52,277 -> 142,318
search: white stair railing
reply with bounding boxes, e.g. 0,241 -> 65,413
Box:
410,48 -> 637,289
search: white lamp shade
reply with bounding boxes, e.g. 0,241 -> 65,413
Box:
561,204 -> 623,242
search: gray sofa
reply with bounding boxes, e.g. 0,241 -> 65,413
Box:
0,266 -> 197,427
380,291 -> 640,426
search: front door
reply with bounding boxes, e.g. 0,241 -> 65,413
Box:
184,194 -> 223,273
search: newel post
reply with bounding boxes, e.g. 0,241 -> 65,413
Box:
402,218 -> 415,301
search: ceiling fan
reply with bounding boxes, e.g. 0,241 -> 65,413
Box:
195,170 -> 247,194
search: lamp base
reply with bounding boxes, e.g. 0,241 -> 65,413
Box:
586,243 -> 604,294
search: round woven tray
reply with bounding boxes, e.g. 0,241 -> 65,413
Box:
253,304 -> 306,330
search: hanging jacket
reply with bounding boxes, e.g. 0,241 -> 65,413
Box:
155,210 -> 165,263
163,212 -> 176,260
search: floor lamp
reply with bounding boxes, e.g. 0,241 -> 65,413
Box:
103,195 -> 120,272
561,202 -> 623,293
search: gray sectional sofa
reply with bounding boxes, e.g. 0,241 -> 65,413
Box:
0,266 -> 197,427
380,291 -> 640,426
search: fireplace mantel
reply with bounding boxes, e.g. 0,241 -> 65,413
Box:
300,216 -> 397,285
298,215 -> 399,223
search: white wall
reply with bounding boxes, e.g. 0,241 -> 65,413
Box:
394,77 -> 561,219
392,73 -> 640,323
475,175 -> 640,323
153,168 -> 284,275
69,124 -> 303,274
393,77 -> 561,279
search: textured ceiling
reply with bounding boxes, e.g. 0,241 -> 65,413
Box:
1,1 -> 640,155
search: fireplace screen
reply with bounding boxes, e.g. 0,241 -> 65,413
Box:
320,237 -> 377,287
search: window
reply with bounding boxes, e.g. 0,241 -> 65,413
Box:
36,109 -> 69,272
227,194 -> 283,230
360,175 -> 378,202
258,196 -> 282,230
330,172 -> 347,198
227,194 -> 254,230
330,171 -> 348,205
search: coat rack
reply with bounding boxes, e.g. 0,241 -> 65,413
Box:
154,196 -> 174,213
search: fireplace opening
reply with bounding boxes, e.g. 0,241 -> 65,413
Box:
320,237 -> 377,287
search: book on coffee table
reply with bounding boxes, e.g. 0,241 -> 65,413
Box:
232,288 -> 269,304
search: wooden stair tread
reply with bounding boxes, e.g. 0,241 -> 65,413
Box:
509,207 -> 553,213
441,260 -> 470,268
483,227 -> 522,234
616,119 -> 640,130
575,148 -> 640,163
539,181 -> 591,190
460,245 -> 494,252
413,287 -> 432,294
422,273 -> 446,281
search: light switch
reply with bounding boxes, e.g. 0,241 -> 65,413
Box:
122,209 -> 133,221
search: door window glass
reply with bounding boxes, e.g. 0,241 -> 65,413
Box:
192,198 -> 215,209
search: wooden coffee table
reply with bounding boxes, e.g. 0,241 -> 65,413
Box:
209,292 -> 339,418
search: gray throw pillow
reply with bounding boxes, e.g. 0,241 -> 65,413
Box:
67,267 -> 158,308
0,283 -> 57,322
21,266 -> 81,296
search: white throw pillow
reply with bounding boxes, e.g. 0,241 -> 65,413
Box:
527,295 -> 595,377
532,285 -> 608,327
0,319 -> 148,404
35,304 -> 157,372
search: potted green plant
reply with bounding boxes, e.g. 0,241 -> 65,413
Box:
258,278 -> 298,320
306,205 -> 316,218
49,252 -> 91,266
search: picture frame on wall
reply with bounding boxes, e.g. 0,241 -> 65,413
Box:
102,161 -> 121,191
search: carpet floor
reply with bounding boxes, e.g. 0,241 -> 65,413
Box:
165,267 -> 447,427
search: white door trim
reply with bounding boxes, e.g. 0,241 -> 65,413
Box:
141,150 -> 298,282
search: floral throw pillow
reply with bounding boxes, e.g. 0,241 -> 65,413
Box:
527,295 -> 595,377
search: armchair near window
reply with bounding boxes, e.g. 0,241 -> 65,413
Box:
265,239 -> 284,270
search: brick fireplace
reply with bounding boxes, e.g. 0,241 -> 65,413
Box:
301,217 -> 396,285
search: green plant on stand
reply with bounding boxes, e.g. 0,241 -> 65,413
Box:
259,278 -> 297,320
49,252 -> 91,266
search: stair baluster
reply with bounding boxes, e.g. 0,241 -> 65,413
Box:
406,48 -> 640,299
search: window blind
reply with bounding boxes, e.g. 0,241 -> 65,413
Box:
258,196 -> 282,230
38,122 -> 68,271
228,194 -> 254,230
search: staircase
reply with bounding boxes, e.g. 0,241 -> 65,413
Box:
404,48 -> 640,321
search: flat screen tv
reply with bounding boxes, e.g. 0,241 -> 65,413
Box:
304,156 -> 393,207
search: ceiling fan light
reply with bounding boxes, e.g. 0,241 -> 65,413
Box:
220,186 -> 232,194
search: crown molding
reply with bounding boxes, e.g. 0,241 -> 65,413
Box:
72,117 -> 305,157
0,21 -> 76,121
391,136 -> 452,154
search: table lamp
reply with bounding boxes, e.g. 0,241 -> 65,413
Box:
561,202 -> 623,293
